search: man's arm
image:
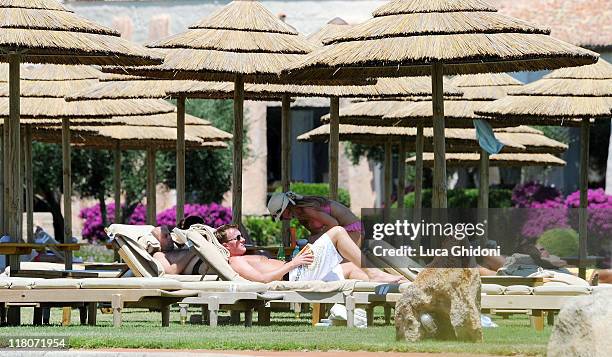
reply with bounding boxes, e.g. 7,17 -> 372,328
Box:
231,254 -> 313,283
152,250 -> 196,274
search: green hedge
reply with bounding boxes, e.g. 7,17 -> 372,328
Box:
276,183 -> 351,208
399,188 -> 513,208
244,216 -> 312,246
537,228 -> 579,257
244,216 -> 281,246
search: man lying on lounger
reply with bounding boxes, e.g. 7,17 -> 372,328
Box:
149,225 -> 205,275
215,224 -> 404,283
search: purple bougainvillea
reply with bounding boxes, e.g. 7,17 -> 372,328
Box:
512,181 -> 563,208
565,189 -> 612,242
156,203 -> 232,229
519,188 -> 612,241
80,202 -> 232,242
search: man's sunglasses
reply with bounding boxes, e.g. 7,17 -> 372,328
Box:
226,234 -> 244,243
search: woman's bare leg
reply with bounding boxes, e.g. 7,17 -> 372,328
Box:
326,226 -> 402,283
340,262 -> 369,280
348,231 -> 362,247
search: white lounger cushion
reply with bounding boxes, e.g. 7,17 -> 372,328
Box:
106,224 -> 155,241
80,277 -> 182,290
5,277 -> 44,289
504,285 -> 533,295
534,286 -> 592,296
180,281 -> 268,293
482,284 -> 506,295
0,278 -> 11,289
32,279 -> 82,289
266,280 -> 357,293
164,274 -> 219,282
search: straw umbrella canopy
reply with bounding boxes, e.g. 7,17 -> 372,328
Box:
296,124 -> 565,152
25,109 -> 231,227
101,8 -> 465,225
0,63 -> 175,244
284,0 -> 598,210
406,153 -> 566,167
475,59 -> 612,279
98,0 -> 324,224
380,73 -> 524,210
29,123 -> 226,226
0,0 -> 161,247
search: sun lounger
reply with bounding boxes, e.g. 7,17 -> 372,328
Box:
0,276 -> 197,327
174,225 -> 415,327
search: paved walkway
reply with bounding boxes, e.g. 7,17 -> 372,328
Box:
0,350 -> 502,357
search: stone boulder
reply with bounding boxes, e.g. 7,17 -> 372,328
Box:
395,267 -> 482,342
547,288 -> 612,357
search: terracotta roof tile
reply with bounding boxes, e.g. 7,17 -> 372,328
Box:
493,0 -> 612,48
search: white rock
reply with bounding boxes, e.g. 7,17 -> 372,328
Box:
547,289 -> 612,357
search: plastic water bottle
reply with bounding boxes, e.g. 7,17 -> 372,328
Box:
277,240 -> 286,261
420,313 -> 437,335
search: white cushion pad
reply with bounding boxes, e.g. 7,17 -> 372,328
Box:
79,277 -> 182,290
180,281 -> 268,293
504,285 -> 533,295
534,286 -> 592,296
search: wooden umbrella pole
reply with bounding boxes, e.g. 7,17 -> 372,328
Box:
113,142 -> 121,224
384,142 -> 393,216
414,125 -> 424,214
578,118 -> 590,280
0,133 -> 3,234
61,117 -> 72,243
478,149 -> 490,210
232,75 -> 245,224
146,147 -> 157,226
24,126 -> 34,243
431,63 -> 447,209
398,138 -> 407,218
7,53 -> 22,245
281,94 -> 292,246
478,148 -> 490,243
329,97 -> 340,201
176,96 -> 186,223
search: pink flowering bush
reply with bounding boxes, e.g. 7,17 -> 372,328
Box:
80,202 -> 232,241
519,188 -> 612,242
512,181 -> 563,208
156,203 -> 232,229
80,203 -> 146,242
565,189 -> 612,242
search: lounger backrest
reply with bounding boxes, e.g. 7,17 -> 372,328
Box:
113,235 -> 165,277
106,224 -> 164,278
176,225 -> 248,282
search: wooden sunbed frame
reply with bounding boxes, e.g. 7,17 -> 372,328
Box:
0,288 -> 194,327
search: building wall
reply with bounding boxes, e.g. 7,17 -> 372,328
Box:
65,1 -> 386,40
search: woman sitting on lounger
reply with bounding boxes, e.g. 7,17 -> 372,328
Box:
267,192 -> 364,246
215,224 -> 403,284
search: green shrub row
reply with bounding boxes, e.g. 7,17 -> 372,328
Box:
399,188 -> 513,208
244,216 -> 311,246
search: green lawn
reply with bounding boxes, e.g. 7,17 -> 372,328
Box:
0,307 -> 551,355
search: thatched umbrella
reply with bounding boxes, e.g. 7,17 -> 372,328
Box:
0,0 -> 161,248
284,0 -> 598,209
29,123 -> 226,225
476,59 -> 612,278
0,64 -> 175,243
99,0 -> 325,224
406,153 -> 565,168
381,73 -> 523,210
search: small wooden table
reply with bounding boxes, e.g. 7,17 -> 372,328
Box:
0,243 -> 86,272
